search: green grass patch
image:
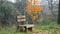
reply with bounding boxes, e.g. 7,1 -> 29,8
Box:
0,24 -> 60,34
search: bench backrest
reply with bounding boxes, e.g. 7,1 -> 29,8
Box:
16,16 -> 26,25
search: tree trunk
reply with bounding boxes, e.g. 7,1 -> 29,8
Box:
57,2 -> 60,24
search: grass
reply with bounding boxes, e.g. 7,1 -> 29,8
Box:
0,24 -> 60,34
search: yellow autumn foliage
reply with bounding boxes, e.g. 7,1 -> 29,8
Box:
26,6 -> 43,15
26,0 -> 43,20
31,16 -> 38,21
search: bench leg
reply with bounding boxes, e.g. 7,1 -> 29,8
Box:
24,27 -> 28,32
28,27 -> 32,31
28,27 -> 34,31
16,26 -> 19,32
31,27 -> 33,31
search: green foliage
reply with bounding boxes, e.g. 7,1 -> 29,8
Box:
0,0 -> 58,26
0,0 -> 28,26
0,0 -> 19,25
14,0 -> 27,15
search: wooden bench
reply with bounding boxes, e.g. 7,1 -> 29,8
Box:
16,16 -> 34,32
19,24 -> 34,32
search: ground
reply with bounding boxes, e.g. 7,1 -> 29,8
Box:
0,24 -> 60,34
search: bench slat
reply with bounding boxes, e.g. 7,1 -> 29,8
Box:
19,24 -> 34,28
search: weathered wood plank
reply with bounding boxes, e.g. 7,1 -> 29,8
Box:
17,19 -> 26,22
19,24 -> 34,28
17,16 -> 25,19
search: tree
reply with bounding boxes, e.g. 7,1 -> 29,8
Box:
14,0 -> 27,15
0,0 -> 18,26
58,2 -> 60,24
26,0 -> 43,24
47,0 -> 56,16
